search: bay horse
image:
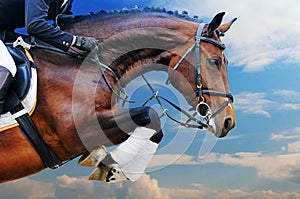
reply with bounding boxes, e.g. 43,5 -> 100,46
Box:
0,8 -> 236,183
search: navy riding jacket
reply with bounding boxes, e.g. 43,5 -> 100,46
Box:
0,0 -> 74,51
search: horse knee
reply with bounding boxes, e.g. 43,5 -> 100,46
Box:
150,130 -> 163,144
146,107 -> 161,131
129,107 -> 161,131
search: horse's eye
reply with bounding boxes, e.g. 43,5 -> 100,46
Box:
207,58 -> 220,69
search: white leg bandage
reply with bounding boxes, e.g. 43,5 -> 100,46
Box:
121,140 -> 158,182
0,41 -> 17,76
110,127 -> 156,167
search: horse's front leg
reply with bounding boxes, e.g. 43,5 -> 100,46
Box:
112,106 -> 164,144
79,106 -> 163,183
76,106 -> 162,148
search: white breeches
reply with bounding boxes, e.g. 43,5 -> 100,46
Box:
0,40 -> 17,76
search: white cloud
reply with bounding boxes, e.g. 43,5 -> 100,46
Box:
271,127 -> 300,141
0,178 -> 55,199
150,0 -> 300,72
0,175 -> 169,199
234,90 -> 300,117
279,103 -> 300,111
163,187 -> 300,199
1,174 -> 300,199
124,175 -> 164,199
270,127 -> 300,153
271,133 -> 300,141
274,90 -> 300,101
149,151 -> 300,184
199,152 -> 300,182
56,175 -> 94,192
56,174 -> 166,199
288,142 -> 300,153
273,90 -> 300,110
272,89 -> 300,111
234,92 -> 274,117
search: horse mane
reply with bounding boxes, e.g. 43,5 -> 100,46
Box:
58,7 -> 202,27
57,7 -> 203,83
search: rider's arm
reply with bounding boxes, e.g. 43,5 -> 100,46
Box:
25,0 -> 75,51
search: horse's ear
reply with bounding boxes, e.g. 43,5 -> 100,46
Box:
207,12 -> 226,36
218,17 -> 237,34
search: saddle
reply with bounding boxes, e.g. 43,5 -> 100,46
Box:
2,45 -> 36,114
1,41 -> 62,169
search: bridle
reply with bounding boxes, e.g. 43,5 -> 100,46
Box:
20,22 -> 234,130
164,23 -> 234,127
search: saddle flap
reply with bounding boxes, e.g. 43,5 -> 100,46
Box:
7,46 -> 26,65
13,63 -> 32,100
6,46 -> 32,101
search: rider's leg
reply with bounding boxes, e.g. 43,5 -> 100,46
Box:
0,40 -> 16,113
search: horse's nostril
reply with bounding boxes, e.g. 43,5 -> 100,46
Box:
224,118 -> 232,130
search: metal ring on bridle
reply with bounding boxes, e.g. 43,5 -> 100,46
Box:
196,102 -> 212,118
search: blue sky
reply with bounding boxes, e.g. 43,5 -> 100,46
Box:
1,0 -> 300,198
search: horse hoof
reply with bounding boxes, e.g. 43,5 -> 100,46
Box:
89,164 -> 129,183
88,166 -> 109,181
105,164 -> 129,183
78,146 -> 108,167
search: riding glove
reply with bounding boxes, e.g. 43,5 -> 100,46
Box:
74,36 -> 99,52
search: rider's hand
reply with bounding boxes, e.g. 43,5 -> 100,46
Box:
74,36 -> 99,52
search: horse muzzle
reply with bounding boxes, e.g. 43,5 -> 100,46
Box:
206,104 -> 236,138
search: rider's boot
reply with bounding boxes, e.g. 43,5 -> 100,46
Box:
0,66 -> 13,113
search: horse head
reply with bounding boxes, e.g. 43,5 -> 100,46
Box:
166,12 -> 236,137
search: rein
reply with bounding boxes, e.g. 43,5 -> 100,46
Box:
26,22 -> 233,130
32,41 -> 87,60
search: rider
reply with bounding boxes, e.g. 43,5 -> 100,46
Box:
0,0 -> 99,113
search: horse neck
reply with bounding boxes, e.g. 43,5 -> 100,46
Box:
64,12 -> 198,84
